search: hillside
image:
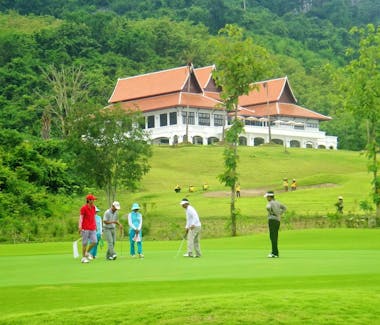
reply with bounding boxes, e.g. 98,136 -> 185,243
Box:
112,145 -> 372,240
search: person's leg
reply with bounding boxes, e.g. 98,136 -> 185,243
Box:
137,241 -> 142,255
137,231 -> 143,255
129,229 -> 136,256
86,231 -> 97,257
104,229 -> 114,258
111,229 -> 117,257
81,231 -> 88,258
193,227 -> 201,257
269,219 -> 280,256
90,234 -> 100,257
187,229 -> 195,256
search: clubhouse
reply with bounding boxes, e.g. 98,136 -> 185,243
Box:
108,64 -> 337,149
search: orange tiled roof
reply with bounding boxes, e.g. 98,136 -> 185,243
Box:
114,92 -> 223,113
238,77 -> 296,106
194,65 -> 215,89
238,102 -> 331,121
108,65 -> 193,103
108,65 -> 330,121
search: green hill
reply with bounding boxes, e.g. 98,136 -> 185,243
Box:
102,145 -> 372,240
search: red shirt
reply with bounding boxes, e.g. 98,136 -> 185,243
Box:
80,204 -> 96,230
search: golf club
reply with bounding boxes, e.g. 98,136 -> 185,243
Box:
175,234 -> 187,258
120,228 -> 124,257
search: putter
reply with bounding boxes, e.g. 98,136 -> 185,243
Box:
175,234 -> 186,258
120,229 -> 124,257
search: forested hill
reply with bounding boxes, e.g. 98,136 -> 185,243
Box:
0,0 -> 379,150
0,0 -> 379,240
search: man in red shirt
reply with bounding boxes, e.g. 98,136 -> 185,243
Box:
78,194 -> 98,263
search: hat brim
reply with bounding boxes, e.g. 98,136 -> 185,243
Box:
180,200 -> 189,205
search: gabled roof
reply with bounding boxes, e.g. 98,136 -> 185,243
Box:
194,65 -> 215,89
238,77 -> 297,106
108,65 -> 331,121
112,92 -> 223,113
108,65 -> 202,103
238,102 -> 331,121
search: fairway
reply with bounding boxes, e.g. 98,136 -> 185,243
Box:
1,229 -> 380,324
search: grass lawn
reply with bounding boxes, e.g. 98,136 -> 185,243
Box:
1,228 -> 379,324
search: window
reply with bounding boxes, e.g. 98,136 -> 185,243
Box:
160,113 -> 167,127
198,112 -> 210,126
169,112 -> 177,125
306,122 -> 318,128
182,111 -> 195,125
214,114 -> 224,126
147,115 -> 155,128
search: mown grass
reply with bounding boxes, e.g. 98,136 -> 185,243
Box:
1,229 -> 379,324
90,145 -> 372,240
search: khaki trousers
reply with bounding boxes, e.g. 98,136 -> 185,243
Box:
187,226 -> 201,257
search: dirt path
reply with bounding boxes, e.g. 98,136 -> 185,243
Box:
203,183 -> 337,198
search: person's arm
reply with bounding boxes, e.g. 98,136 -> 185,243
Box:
78,214 -> 83,232
128,213 -> 135,230
98,216 -> 103,234
137,214 -> 143,231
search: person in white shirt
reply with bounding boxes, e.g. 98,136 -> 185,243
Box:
180,198 -> 202,258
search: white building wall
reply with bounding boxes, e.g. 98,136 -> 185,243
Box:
144,108 -> 337,149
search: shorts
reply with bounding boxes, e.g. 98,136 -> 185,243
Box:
81,230 -> 97,245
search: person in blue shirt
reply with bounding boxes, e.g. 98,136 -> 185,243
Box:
89,206 -> 103,258
128,203 -> 144,258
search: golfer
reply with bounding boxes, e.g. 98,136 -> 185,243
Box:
78,194 -> 97,263
103,201 -> 123,260
180,198 -> 202,258
264,191 -> 286,258
128,202 -> 144,258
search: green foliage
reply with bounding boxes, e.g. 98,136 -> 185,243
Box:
211,24 -> 270,235
337,24 -> 380,216
68,106 -> 152,205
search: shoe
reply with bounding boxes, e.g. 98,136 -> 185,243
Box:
112,254 -> 117,260
138,254 -> 144,258
107,256 -> 114,260
267,254 -> 279,258
183,253 -> 193,257
81,257 -> 89,263
195,255 -> 201,258
86,253 -> 94,260
131,255 -> 136,258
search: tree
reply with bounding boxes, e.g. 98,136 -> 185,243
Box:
68,105 -> 152,205
338,24 -> 380,219
40,65 -> 88,139
210,24 -> 270,236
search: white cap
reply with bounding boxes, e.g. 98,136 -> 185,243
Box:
180,198 -> 189,205
264,191 -> 275,197
112,201 -> 121,210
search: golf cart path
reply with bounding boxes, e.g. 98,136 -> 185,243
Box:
203,183 -> 337,198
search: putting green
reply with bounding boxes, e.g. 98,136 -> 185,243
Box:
0,229 -> 379,324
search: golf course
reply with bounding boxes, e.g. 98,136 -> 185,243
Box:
0,229 -> 379,324
1,145 -> 379,324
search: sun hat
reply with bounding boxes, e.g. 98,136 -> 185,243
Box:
264,191 -> 275,198
86,194 -> 97,201
112,201 -> 121,210
180,198 -> 189,205
95,206 -> 101,212
131,202 -> 140,211
338,196 -> 343,200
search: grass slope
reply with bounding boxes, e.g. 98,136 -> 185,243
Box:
87,145 -> 371,240
1,229 -> 379,324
